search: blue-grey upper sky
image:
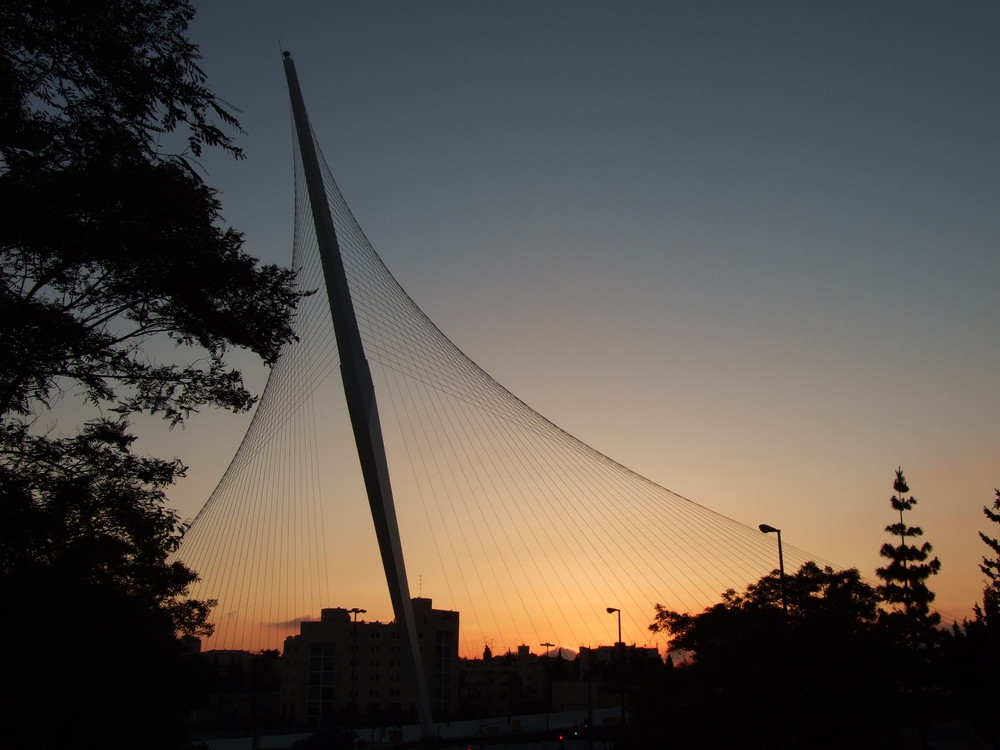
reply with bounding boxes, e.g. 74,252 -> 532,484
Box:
172,1 -> 1000,619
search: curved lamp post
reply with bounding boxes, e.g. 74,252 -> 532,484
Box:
758,524 -> 788,614
605,608 -> 621,643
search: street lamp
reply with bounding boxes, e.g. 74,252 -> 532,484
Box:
605,608 -> 621,644
605,607 -> 625,727
348,608 -> 366,719
541,643 -> 555,730
758,524 -> 787,614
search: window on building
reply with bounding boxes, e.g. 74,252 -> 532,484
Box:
434,631 -> 454,710
306,643 -> 337,729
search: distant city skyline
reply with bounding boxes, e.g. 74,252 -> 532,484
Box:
147,2 -> 1000,651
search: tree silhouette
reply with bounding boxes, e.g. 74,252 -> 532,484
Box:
876,468 -> 941,640
944,488 -> 1000,747
0,2 -> 299,420
648,563 -> 884,749
638,478 -> 988,749
1,1 -> 302,747
975,489 -> 1000,628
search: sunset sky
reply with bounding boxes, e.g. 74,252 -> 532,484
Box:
150,1 -> 999,648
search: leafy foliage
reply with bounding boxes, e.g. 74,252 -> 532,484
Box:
1,0 -> 300,420
638,477 -> 999,749
0,418 -> 214,633
0,0 -> 301,607
1,0 -> 243,164
0,419 -> 215,749
648,563 -> 885,749
651,562 -> 880,655
1,2 -> 302,747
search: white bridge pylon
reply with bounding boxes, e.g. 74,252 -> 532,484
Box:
176,53 -> 831,714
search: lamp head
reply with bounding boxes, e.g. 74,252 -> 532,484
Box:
758,524 -> 780,534
606,607 -> 619,614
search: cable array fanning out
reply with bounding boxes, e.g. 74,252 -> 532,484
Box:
174,112 -> 834,660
